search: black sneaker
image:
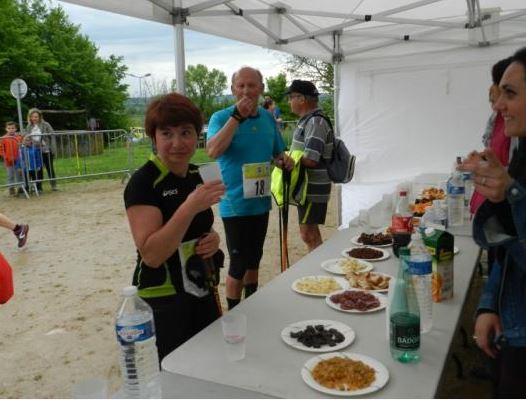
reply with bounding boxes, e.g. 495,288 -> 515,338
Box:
14,224 -> 29,248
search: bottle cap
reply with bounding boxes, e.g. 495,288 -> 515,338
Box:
425,227 -> 435,236
122,286 -> 138,296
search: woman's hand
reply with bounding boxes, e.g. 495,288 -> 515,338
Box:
474,312 -> 502,358
185,180 -> 225,214
461,148 -> 513,203
195,231 -> 220,259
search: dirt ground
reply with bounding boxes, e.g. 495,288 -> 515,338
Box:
0,178 -> 493,398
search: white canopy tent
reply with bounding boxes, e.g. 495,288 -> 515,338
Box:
62,0 -> 526,225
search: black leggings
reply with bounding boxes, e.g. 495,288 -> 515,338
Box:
495,346 -> 526,398
41,151 -> 56,188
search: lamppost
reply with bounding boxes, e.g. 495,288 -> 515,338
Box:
126,72 -> 151,106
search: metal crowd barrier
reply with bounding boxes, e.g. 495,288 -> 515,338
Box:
0,129 -> 149,198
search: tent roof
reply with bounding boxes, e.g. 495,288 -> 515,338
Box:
61,0 -> 526,62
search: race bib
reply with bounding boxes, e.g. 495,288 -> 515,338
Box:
242,162 -> 270,198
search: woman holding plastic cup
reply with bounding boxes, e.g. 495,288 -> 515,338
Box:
461,47 -> 526,398
124,93 -> 225,361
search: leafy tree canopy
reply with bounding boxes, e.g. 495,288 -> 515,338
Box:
0,0 -> 129,130
285,55 -> 334,95
183,64 -> 227,121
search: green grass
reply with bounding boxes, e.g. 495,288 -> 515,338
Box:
0,141 -> 213,185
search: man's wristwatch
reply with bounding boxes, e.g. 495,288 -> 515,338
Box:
231,106 -> 246,123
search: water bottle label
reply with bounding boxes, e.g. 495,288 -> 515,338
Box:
390,313 -> 420,350
116,320 -> 155,345
408,260 -> 432,275
447,185 -> 465,195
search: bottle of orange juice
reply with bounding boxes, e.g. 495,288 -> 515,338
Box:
422,228 -> 454,302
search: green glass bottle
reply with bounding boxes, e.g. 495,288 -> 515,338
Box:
390,247 -> 421,363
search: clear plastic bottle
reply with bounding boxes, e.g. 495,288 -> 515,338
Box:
408,232 -> 433,333
115,286 -> 161,399
447,157 -> 465,226
462,171 -> 474,219
390,247 -> 420,363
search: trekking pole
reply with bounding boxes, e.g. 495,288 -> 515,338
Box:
281,168 -> 291,272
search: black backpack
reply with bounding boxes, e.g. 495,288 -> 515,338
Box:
306,111 -> 356,184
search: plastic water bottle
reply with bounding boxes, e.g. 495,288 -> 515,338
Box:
115,286 -> 161,399
462,171 -> 473,219
408,232 -> 433,333
447,157 -> 465,226
390,247 -> 420,363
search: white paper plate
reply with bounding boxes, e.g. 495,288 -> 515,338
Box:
350,235 -> 393,248
346,272 -> 393,293
341,247 -> 390,262
301,352 -> 389,396
292,276 -> 349,297
325,289 -> 387,313
281,320 -> 355,353
321,258 -> 374,275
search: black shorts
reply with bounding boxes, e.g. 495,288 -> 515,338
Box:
144,292 -> 221,362
222,213 -> 269,280
297,200 -> 328,225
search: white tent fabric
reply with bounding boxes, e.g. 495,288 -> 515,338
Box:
61,0 -> 526,225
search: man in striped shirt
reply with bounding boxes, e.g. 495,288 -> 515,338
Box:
288,80 -> 333,252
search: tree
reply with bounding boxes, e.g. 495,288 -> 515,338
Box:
184,64 -> 227,120
285,56 -> 334,95
265,73 -> 288,103
0,0 -> 129,129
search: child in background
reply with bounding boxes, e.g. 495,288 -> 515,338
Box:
17,136 -> 43,192
0,122 -> 23,196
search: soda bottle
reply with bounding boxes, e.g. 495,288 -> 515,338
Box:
390,247 -> 421,363
392,191 -> 413,257
447,157 -> 465,226
408,231 -> 433,333
115,286 -> 161,398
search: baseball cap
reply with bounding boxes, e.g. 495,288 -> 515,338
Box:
286,80 -> 319,96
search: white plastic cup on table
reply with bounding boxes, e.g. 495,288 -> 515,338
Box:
71,377 -> 108,399
199,162 -> 222,182
221,313 -> 247,361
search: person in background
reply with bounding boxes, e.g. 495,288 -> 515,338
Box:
287,80 -> 332,252
462,46 -> 526,398
18,136 -> 43,192
263,95 -> 284,131
0,212 -> 29,248
124,93 -> 225,361
207,66 -> 292,310
0,122 -> 23,196
470,57 -> 514,215
25,108 -> 57,191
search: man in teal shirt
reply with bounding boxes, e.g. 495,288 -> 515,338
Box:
207,66 -> 292,309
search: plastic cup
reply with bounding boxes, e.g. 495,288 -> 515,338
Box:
71,377 -> 108,399
199,163 -> 222,182
221,313 -> 247,361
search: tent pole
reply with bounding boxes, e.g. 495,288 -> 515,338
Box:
333,30 -> 343,228
173,0 -> 186,94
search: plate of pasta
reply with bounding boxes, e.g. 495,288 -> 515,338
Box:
301,352 -> 389,396
292,276 -> 349,297
321,258 -> 374,275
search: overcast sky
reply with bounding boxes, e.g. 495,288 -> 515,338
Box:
55,1 -> 289,97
